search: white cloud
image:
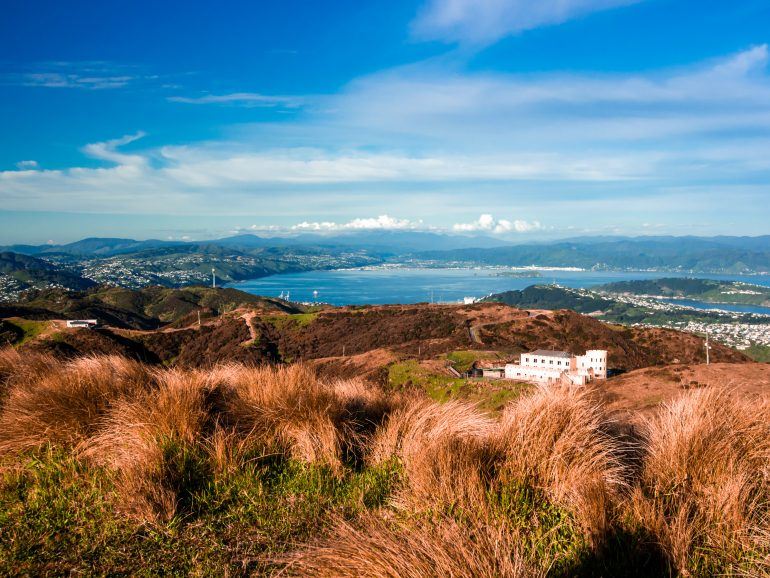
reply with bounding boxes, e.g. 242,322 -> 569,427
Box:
453,214 -> 542,233
168,92 -> 304,108
81,132 -> 148,166
15,160 -> 38,170
412,0 -> 642,44
333,45 -> 770,146
291,215 -> 420,231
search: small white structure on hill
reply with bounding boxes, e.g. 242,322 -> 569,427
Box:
66,319 -> 98,329
505,349 -> 607,386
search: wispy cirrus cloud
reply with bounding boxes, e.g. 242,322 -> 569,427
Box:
168,92 -> 305,108
82,132 -> 147,166
1,61 -> 155,90
412,0 -> 644,45
2,46 -> 770,236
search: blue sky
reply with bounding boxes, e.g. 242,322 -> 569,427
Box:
1,0 -> 770,243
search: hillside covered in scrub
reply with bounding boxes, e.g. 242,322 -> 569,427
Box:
0,350 -> 768,576
0,293 -> 747,372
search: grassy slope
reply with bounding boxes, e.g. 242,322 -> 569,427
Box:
0,450 -> 398,576
1,355 -> 768,576
12,286 -> 301,329
388,360 -> 532,413
743,344 -> 770,363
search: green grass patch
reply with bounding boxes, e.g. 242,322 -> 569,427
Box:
263,312 -> 319,330
388,360 -> 531,413
388,360 -> 466,393
0,447 -> 402,576
444,349 -> 503,373
4,319 -> 49,346
491,482 -> 590,571
743,343 -> 770,363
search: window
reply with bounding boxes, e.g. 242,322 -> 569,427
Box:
549,360 -> 553,364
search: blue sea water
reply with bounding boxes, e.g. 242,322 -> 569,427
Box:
228,267 -> 770,311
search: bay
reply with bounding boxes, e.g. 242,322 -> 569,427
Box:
228,267 -> 770,309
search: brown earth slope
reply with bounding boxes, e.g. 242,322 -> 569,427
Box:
601,362 -> 770,420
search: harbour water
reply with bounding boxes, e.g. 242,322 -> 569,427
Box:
229,267 -> 770,310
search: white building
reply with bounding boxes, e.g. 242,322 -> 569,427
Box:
505,349 -> 607,386
66,319 -> 98,329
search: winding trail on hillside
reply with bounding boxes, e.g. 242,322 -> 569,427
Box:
240,312 -> 259,345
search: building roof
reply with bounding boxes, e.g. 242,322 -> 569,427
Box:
528,349 -> 572,358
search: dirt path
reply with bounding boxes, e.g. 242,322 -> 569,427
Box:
240,312 -> 259,345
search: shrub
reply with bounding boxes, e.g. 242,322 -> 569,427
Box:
80,369 -> 209,523
368,398 -> 495,511
212,364 -> 391,473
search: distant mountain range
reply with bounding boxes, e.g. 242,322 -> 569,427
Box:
0,231 -> 510,258
0,234 -> 769,299
415,235 -> 770,274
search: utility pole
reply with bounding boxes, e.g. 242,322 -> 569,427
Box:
197,310 -> 201,327
342,345 -> 346,358
705,331 -> 710,365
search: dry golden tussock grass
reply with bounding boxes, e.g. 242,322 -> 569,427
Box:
491,384 -> 629,542
632,388 -> 770,575
367,398 -> 495,510
0,348 -> 58,391
80,369 -> 209,522
211,363 -> 392,473
2,350 -> 770,575
275,513 -> 542,578
0,354 -> 153,455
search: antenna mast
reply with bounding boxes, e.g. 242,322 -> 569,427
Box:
211,268 -> 216,288
705,331 -> 710,365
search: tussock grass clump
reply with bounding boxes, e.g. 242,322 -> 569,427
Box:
491,384 -> 629,543
212,363 -> 392,473
80,369 -> 209,523
2,350 -> 770,576
632,388 -> 770,575
0,355 -> 153,455
0,348 -> 58,393
368,398 -> 495,510
276,513 -> 541,578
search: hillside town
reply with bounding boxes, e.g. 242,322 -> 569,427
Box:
593,288 -> 770,349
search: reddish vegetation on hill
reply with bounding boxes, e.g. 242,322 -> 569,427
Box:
13,303 -> 747,376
